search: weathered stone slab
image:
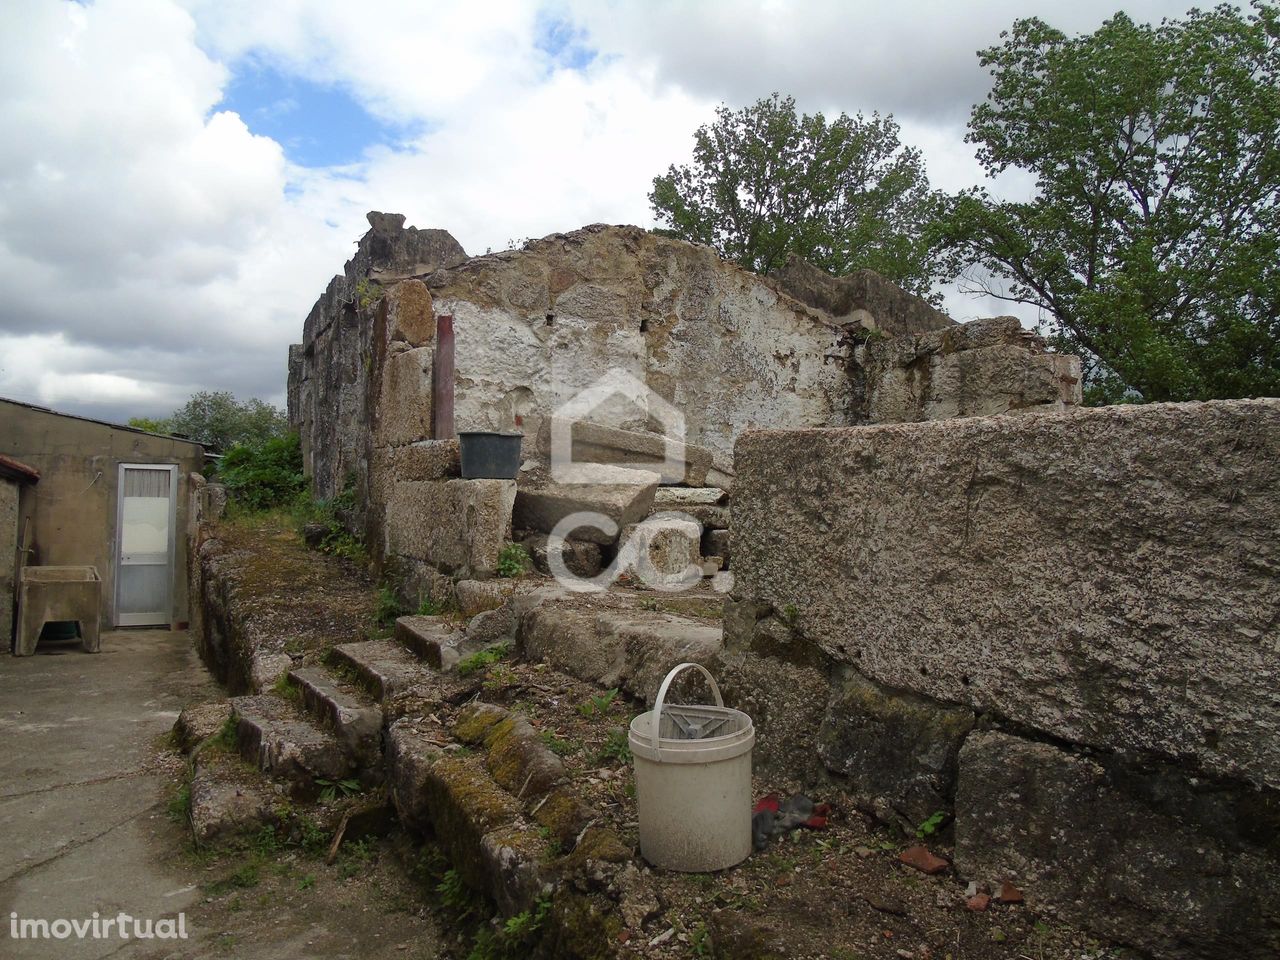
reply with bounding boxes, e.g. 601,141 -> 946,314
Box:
856,316 -> 1081,424
652,486 -> 727,507
378,440 -> 460,482
512,468 -> 657,545
382,278 -> 436,347
230,695 -> 356,795
395,615 -> 465,670
329,639 -> 439,702
817,671 -> 974,829
376,346 -> 433,447
514,531 -> 603,578
955,731 -> 1280,960
600,613 -> 722,703
189,763 -> 276,846
675,503 -> 730,530
288,666 -> 383,769
620,516 -> 702,580
772,256 -> 955,337
518,605 -> 722,703
540,420 -> 713,486
733,399 -> 1280,789
386,478 -> 516,575
174,701 -> 232,754
385,719 -> 446,836
455,579 -> 515,617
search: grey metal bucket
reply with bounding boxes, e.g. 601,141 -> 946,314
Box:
458,431 -> 523,479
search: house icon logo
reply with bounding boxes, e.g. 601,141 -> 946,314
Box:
549,367 -> 688,484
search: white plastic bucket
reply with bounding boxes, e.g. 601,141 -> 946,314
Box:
628,663 -> 755,871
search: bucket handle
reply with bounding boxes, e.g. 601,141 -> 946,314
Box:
649,662 -> 723,763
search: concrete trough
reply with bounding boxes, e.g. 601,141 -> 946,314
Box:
16,565 -> 102,656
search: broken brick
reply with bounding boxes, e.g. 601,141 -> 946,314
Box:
996,881 -> 1024,904
965,894 -> 991,912
897,845 -> 949,875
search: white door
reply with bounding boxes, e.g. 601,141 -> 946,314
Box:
115,464 -> 177,626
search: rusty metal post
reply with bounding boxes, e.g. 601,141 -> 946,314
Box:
433,314 -> 455,440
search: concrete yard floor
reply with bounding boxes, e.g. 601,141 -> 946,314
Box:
0,630 -> 444,959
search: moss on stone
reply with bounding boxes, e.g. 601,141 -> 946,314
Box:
420,753 -> 520,893
484,719 -> 528,791
454,703 -> 508,745
533,789 -> 593,848
560,826 -> 630,871
539,893 -> 622,960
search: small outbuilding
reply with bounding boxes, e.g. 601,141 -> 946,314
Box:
1,397 -> 206,650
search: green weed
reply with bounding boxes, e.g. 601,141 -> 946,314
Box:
374,584 -> 408,628
436,868 -> 477,921
167,781 -> 192,824
539,730 -> 576,757
496,543 -> 530,579
457,644 -> 509,676
915,810 -> 947,840
271,674 -> 301,703
315,777 -> 361,803
595,728 -> 632,765
578,688 -> 618,718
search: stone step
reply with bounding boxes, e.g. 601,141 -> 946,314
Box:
229,694 -> 358,797
519,603 -> 723,703
652,486 -> 727,508
386,718 -> 558,917
329,639 -> 440,702
188,751 -> 277,846
287,665 -> 383,768
393,615 -> 464,670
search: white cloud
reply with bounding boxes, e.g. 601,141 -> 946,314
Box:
0,0 -> 1209,422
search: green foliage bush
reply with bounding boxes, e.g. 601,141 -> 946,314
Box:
218,433 -> 306,511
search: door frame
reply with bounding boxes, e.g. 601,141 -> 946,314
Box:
114,462 -> 178,627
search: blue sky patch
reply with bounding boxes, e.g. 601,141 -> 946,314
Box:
220,63 -> 416,168
534,12 -> 597,71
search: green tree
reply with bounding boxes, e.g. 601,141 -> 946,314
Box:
126,416 -> 169,434
935,3 -> 1280,403
159,391 -> 287,451
650,93 -> 947,298
217,433 -> 306,511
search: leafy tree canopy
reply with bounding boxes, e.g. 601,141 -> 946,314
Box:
129,391 -> 288,451
650,94 -> 947,299
935,2 -> 1280,403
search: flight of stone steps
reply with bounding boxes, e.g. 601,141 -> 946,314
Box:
174,582 -> 727,940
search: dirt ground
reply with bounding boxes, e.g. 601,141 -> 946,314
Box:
426,655 -> 1142,960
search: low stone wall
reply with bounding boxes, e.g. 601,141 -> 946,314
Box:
852,315 -> 1081,423
189,518 -> 378,694
385,478 -> 516,578
729,398 -> 1280,959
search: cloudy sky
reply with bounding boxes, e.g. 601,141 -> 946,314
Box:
0,0 -> 1196,424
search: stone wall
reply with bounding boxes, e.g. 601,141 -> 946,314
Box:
288,214 -> 964,497
288,212 -> 1083,595
851,315 -> 1081,423
423,224 -> 868,472
728,398 -> 1280,959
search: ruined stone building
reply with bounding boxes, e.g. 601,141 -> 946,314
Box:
288,212 -> 1079,584
274,213 -> 1277,959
